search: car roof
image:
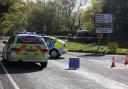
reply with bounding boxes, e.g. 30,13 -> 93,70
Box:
43,36 -> 56,39
43,36 -> 66,44
18,34 -> 42,37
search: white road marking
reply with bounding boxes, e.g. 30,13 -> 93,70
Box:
104,65 -> 128,69
105,60 -> 112,62
0,62 -> 20,89
49,60 -> 128,89
0,81 -> 4,89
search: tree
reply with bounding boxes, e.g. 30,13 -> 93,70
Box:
26,0 -> 78,34
52,0 -> 77,31
25,1 -> 44,34
0,0 -> 28,35
81,0 -> 104,32
102,0 -> 128,36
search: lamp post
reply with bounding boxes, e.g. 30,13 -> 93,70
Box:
43,0 -> 46,35
43,25 -> 46,35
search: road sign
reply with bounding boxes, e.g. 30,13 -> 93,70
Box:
96,23 -> 112,28
97,34 -> 103,40
95,14 -> 114,24
69,58 -> 80,69
96,28 -> 113,33
95,14 -> 114,33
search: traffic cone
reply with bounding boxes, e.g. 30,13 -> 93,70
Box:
111,56 -> 116,68
124,55 -> 128,65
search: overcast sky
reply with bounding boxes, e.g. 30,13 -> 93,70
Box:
74,0 -> 91,11
24,0 -> 91,10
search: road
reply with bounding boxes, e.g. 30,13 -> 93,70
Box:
0,48 -> 128,89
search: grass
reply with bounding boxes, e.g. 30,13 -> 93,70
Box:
67,42 -> 128,55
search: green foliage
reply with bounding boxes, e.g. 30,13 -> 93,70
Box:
103,0 -> 128,36
67,42 -> 128,55
0,0 -> 106,35
0,0 -> 27,36
116,48 -> 128,55
81,10 -> 95,32
25,0 -> 78,34
2,0 -> 128,37
26,1 -> 44,33
81,0 -> 104,32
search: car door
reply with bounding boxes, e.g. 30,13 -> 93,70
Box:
43,37 -> 55,49
3,35 -> 16,59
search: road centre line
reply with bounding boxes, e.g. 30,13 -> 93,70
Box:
49,60 -> 128,89
0,62 -> 20,89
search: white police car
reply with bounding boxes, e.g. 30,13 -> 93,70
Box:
43,36 -> 67,58
2,32 -> 49,68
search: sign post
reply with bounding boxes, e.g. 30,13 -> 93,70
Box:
97,34 -> 103,46
95,14 -> 115,45
43,25 -> 46,35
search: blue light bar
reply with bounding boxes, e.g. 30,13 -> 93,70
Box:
26,32 -> 37,35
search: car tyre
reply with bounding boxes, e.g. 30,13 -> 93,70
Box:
40,62 -> 48,69
49,49 -> 60,58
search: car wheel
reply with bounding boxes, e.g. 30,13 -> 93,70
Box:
49,49 -> 60,58
40,62 -> 48,69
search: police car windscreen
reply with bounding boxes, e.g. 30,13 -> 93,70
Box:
17,36 -> 44,44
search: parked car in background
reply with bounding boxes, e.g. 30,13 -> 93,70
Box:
2,32 -> 49,69
43,36 -> 67,58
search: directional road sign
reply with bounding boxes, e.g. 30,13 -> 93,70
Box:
95,14 -> 114,24
95,14 -> 115,33
96,28 -> 113,33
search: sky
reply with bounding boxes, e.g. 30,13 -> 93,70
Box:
80,0 -> 91,10
74,0 -> 91,12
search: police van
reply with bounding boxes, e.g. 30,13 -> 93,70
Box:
2,32 -> 49,68
43,36 -> 67,58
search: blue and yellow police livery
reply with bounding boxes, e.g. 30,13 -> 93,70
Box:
43,36 -> 67,58
2,32 -> 49,68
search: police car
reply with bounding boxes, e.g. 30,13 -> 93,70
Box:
2,32 -> 49,68
43,36 -> 67,58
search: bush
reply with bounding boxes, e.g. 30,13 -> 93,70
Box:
67,42 -> 128,55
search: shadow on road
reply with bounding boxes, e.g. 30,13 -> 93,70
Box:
78,53 -> 105,57
0,61 -> 44,74
49,57 -> 65,60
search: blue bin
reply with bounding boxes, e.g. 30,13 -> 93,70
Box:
69,58 -> 80,69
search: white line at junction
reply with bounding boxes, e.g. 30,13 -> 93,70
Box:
0,62 -> 20,89
49,60 -> 128,89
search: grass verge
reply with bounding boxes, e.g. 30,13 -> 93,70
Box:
67,42 -> 128,55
